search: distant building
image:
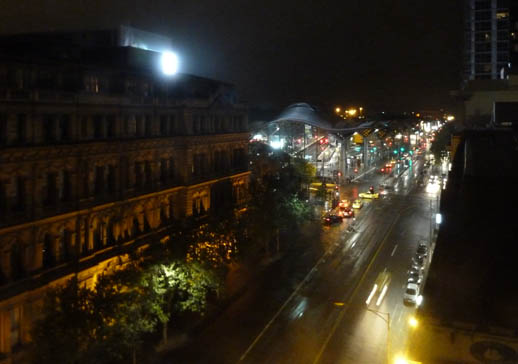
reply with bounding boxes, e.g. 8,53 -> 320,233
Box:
464,0 -> 518,81
0,27 -> 249,362
459,1 -> 518,126
407,128 -> 518,363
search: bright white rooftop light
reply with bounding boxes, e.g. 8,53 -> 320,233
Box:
161,51 -> 179,76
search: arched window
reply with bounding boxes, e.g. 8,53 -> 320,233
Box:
42,233 -> 54,268
10,243 -> 25,280
92,225 -> 102,250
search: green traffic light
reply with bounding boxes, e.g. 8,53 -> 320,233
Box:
400,147 -> 405,152
393,150 -> 398,154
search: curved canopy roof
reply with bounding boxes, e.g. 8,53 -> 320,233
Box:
270,103 -> 376,133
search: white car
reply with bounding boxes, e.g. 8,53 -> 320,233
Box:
403,283 -> 422,306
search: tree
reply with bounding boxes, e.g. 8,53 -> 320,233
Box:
31,259 -> 219,363
31,277 -> 96,364
186,223 -> 238,269
140,261 -> 219,344
430,123 -> 455,162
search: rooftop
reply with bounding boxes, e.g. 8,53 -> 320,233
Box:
421,128 -> 518,331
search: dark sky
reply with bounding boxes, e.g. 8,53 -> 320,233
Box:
0,0 -> 462,112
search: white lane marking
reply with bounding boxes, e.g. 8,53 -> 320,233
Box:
391,244 -> 398,257
238,233 -> 342,362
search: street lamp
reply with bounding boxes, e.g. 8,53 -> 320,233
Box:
367,308 -> 391,364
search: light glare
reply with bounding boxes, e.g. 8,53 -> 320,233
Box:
161,51 -> 179,75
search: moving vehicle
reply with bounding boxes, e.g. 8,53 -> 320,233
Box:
338,199 -> 351,208
403,282 -> 422,306
366,269 -> 391,307
359,191 -> 379,199
352,199 -> 363,209
341,207 -> 354,218
323,214 -> 343,225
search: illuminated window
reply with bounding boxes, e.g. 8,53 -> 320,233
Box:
10,307 -> 21,351
496,12 -> 509,20
84,75 -> 99,93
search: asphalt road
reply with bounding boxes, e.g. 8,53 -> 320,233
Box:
166,155 -> 440,364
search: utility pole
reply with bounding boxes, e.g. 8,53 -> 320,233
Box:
367,308 -> 391,364
363,135 -> 369,169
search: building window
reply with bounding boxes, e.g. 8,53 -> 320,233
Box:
136,115 -> 144,136
62,229 -> 72,261
193,115 -> 200,134
43,115 -> 56,143
134,162 -> 143,189
81,163 -> 90,199
84,75 -> 100,93
475,11 -> 491,21
62,170 -> 71,202
81,117 -> 89,139
107,165 -> 116,194
0,180 -> 6,213
16,114 -> 27,144
42,233 -> 54,268
496,11 -> 509,20
10,307 -> 21,351
475,53 -> 491,63
94,166 -> 105,195
120,157 -> 129,190
59,115 -> 71,141
45,173 -> 57,206
497,30 -> 509,41
15,177 -> 26,211
93,115 -> 103,139
0,114 -> 7,145
475,0 -> 491,10
160,159 -> 168,183
145,115 -> 152,136
168,158 -> 175,180
106,115 -> 116,138
160,115 -> 168,135
144,161 -> 152,187
10,243 -> 25,280
169,114 -> 176,135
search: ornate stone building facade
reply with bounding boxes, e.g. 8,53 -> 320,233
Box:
0,28 -> 249,361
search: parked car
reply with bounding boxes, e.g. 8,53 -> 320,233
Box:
403,282 -> 422,306
416,245 -> 428,258
407,270 -> 423,285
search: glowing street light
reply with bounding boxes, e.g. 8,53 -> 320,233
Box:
348,108 -> 357,116
335,107 -> 341,113
408,316 -> 419,328
161,51 -> 179,76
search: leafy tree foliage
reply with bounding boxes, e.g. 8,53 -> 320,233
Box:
246,144 -> 314,255
430,123 -> 455,162
31,258 -> 218,364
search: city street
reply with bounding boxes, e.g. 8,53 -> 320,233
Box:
167,155 -> 440,364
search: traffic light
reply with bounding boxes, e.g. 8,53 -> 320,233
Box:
400,147 -> 405,152
393,150 -> 398,155
409,150 -> 413,155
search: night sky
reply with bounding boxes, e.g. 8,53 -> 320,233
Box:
0,0 -> 462,112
